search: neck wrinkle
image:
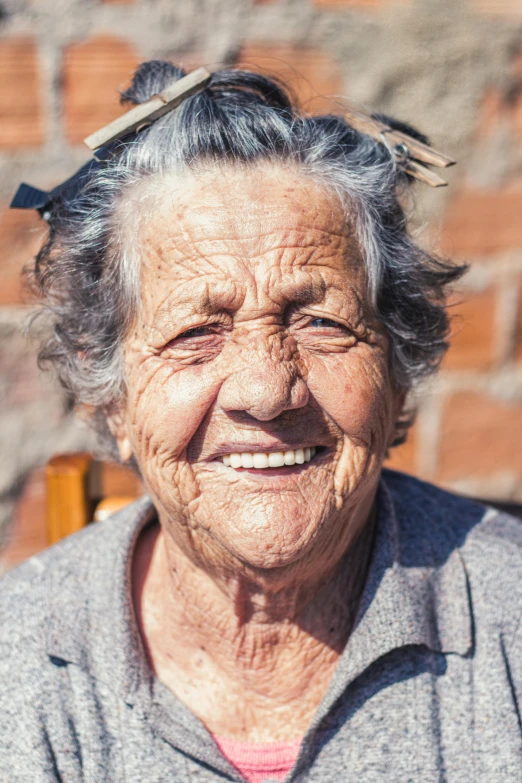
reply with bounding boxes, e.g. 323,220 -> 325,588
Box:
139,499 -> 377,677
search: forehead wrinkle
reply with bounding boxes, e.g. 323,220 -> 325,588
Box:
147,191 -> 352,257
171,226 -> 352,265
221,229 -> 358,276
141,182 -> 359,282
150,232 -> 225,280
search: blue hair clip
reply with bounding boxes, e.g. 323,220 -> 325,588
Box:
10,159 -> 99,221
9,140 -> 130,222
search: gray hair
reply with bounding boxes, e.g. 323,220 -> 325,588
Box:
29,61 -> 466,457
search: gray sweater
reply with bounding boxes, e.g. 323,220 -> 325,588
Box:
1,469 -> 521,782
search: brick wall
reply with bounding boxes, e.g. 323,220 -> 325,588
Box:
0,0 -> 521,560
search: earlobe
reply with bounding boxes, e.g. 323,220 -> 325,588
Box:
116,437 -> 134,464
106,409 -> 133,463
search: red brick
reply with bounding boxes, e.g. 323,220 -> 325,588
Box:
443,288 -> 497,370
471,0 -> 522,16
516,283 -> 522,363
236,43 -> 343,114
63,35 -> 139,144
0,468 -> 48,571
475,88 -> 507,141
0,205 -> 46,305
0,37 -> 44,148
474,83 -> 522,144
439,392 -> 522,481
312,0 -> 409,8
441,188 -> 522,256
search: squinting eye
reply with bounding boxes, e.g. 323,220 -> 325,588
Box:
310,317 -> 344,329
178,326 -> 215,339
161,322 -> 225,364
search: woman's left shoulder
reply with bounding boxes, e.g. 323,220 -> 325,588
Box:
383,468 -> 522,559
383,469 -> 522,639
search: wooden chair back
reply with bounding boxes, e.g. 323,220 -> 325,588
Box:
46,453 -> 142,545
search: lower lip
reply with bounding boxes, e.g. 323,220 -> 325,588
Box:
231,463 -> 312,477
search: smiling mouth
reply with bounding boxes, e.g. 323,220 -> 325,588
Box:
221,447 -> 318,470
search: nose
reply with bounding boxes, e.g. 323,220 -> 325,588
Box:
217,330 -> 309,421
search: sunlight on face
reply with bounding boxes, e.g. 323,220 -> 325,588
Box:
113,163 -> 402,579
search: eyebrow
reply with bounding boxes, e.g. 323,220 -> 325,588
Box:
151,279 -> 239,327
277,273 -> 327,306
150,270 -> 348,330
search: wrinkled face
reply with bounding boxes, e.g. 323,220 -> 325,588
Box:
112,164 -> 402,580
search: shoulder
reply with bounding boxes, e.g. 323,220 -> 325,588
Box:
0,496 -> 153,657
382,469 -> 522,637
382,468 -> 522,554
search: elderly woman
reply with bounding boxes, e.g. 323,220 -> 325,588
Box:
1,62 -> 521,783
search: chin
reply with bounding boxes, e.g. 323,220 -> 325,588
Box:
199,493 -> 341,574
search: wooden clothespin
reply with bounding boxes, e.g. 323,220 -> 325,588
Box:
84,67 -> 212,151
343,103 -> 455,187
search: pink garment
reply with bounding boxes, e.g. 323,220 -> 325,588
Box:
213,735 -> 302,783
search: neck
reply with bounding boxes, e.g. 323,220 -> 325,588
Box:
132,501 -> 377,741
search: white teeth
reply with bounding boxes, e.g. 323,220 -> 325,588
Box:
268,452 -> 285,468
221,447 -> 318,469
240,453 -> 254,468
253,453 -> 269,469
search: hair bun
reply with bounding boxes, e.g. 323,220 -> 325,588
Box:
371,112 -> 430,147
120,60 -> 187,106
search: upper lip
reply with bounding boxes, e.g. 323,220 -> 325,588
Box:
206,442 -> 327,460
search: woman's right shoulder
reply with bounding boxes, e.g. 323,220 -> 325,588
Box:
0,505 -> 150,782
0,497 -> 153,655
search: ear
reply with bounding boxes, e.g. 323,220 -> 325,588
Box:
106,407 -> 133,463
388,388 -> 410,450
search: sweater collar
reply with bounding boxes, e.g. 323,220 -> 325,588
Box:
313,474 -> 473,724
45,495 -> 155,699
